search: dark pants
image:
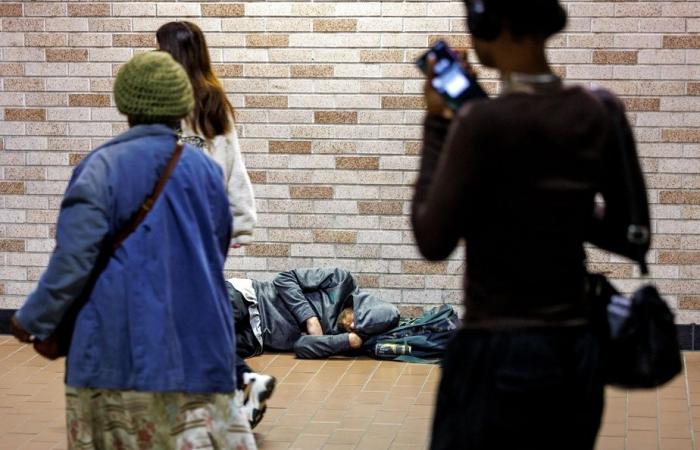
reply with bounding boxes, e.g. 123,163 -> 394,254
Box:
230,286 -> 263,358
229,286 -> 262,389
430,326 -> 604,450
235,354 -> 251,390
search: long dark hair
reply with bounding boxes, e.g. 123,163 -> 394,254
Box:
156,21 -> 234,141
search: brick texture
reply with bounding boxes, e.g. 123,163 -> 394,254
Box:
269,140 -> 312,154
245,244 -> 289,257
358,201 -> 403,216
46,49 -> 88,62
314,111 -> 358,124
593,50 -> 638,65
381,96 -> 426,110
244,95 -> 288,108
68,94 -> 110,107
335,157 -> 379,170
402,261 -> 448,275
0,240 -> 25,252
67,3 -> 110,17
663,35 -> 700,49
0,4 -> 23,17
290,186 -> 334,199
248,171 -> 267,184
68,154 -> 87,166
291,65 -> 333,78
245,35 -> 289,48
4,108 -> 46,121
213,64 -> 243,78
313,230 -> 357,244
113,34 -> 155,47
0,1 -> 698,323
662,129 -> 700,143
660,192 -> 700,205
622,97 -> 660,112
0,183 -> 25,195
201,3 -> 244,17
314,19 -> 357,32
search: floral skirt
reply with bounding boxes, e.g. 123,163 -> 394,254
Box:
65,386 -> 257,450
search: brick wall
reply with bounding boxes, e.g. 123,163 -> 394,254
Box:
1,2 -> 698,321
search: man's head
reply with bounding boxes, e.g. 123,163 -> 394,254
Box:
338,307 -> 354,332
113,51 -> 194,128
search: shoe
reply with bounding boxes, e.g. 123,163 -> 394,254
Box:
241,372 -> 276,429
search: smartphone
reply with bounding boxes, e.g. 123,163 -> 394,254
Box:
416,40 -> 488,110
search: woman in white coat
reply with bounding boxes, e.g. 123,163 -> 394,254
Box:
157,21 -> 256,248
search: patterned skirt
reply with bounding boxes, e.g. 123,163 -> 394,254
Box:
65,386 -> 257,450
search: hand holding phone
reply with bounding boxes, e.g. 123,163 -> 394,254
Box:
416,41 -> 487,111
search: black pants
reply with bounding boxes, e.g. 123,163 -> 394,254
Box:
430,326 -> 604,450
234,354 -> 251,390
230,287 -> 263,358
230,286 -> 262,388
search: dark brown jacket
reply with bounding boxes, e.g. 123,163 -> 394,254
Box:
412,86 -> 649,327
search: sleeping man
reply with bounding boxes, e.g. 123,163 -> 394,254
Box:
228,267 -> 400,360
229,267 -> 399,428
231,266 -> 460,429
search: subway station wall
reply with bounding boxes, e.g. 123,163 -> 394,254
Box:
0,1 -> 698,321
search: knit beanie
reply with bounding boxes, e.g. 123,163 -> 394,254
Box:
113,51 -> 194,122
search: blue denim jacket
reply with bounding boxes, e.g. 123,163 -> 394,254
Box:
16,125 -> 236,393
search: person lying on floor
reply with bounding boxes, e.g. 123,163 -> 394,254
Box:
230,267 -> 458,428
229,267 -> 398,428
228,267 -> 400,360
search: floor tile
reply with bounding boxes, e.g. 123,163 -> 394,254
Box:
1,343 -> 700,450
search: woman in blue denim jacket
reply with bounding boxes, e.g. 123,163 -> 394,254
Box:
10,52 -> 256,449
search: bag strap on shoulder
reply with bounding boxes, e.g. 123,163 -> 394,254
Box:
113,141 -> 183,250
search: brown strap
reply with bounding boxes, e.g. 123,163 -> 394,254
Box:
112,142 -> 184,250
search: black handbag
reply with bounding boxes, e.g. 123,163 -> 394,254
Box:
587,89 -> 682,389
587,273 -> 682,389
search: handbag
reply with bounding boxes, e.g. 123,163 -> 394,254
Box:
33,142 -> 184,360
587,273 -> 682,389
587,90 -> 682,389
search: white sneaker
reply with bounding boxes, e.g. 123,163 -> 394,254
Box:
241,372 -> 276,429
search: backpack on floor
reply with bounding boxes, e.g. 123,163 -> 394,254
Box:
362,304 -> 460,364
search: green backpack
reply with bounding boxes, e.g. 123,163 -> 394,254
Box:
362,305 -> 460,364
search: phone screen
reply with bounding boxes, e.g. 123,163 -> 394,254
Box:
433,64 -> 470,99
416,41 -> 487,109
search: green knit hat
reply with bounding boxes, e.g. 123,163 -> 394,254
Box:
113,51 -> 194,122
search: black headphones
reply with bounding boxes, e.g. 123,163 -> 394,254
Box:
465,0 -> 502,41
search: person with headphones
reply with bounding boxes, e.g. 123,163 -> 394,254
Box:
412,0 -> 649,449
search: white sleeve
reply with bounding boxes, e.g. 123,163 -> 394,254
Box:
225,129 -> 257,245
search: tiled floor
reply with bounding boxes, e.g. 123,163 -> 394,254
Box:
0,336 -> 699,450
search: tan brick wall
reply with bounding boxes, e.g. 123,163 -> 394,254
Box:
1,2 -> 699,321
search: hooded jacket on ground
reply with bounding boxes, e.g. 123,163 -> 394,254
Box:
228,268 -> 400,359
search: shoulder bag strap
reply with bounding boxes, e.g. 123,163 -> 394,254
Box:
112,141 -> 184,250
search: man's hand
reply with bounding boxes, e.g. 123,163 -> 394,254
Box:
348,332 -> 363,349
10,315 -> 32,343
305,316 -> 323,336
